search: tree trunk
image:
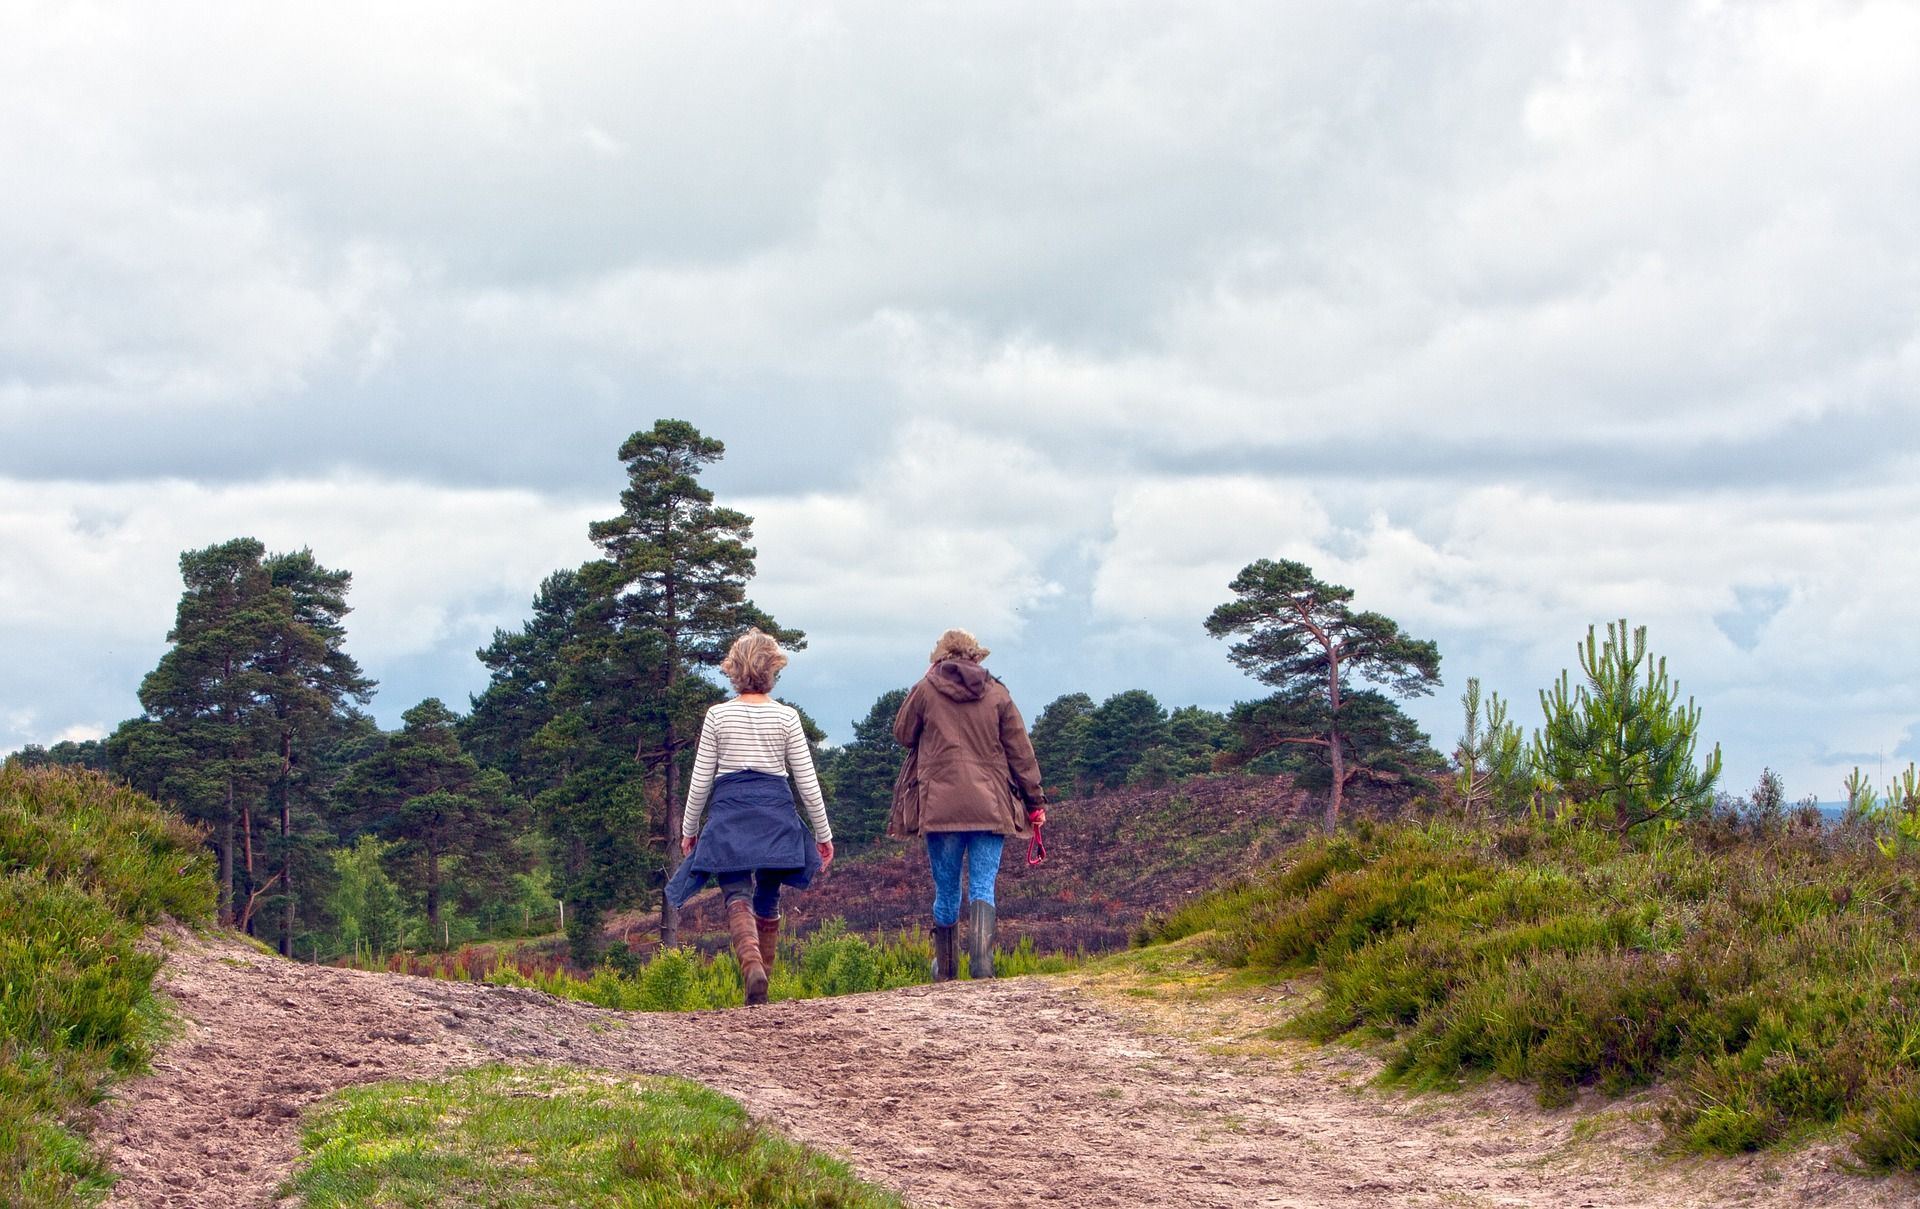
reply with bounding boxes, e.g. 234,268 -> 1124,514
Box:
659,574 -> 682,950
1325,644 -> 1344,832
218,802 -> 235,926
660,683 -> 681,949
1327,725 -> 1344,833
426,832 -> 441,944
219,657 -> 237,925
279,727 -> 294,959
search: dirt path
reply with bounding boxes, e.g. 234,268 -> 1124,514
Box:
99,931 -> 1908,1209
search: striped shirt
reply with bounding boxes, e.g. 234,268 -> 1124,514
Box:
681,699 -> 832,842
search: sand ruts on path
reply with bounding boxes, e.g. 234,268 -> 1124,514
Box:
98,931 -> 1908,1208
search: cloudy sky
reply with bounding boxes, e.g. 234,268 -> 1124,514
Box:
4,1 -> 1918,801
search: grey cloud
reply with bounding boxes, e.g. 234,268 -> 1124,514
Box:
8,1 -> 1915,498
1713,586 -> 1789,654
6,0 -> 1920,803
1894,724 -> 1920,763
1132,396 -> 1920,496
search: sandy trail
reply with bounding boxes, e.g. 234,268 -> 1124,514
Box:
98,930 -> 1906,1209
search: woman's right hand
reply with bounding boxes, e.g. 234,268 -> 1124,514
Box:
681,835 -> 696,857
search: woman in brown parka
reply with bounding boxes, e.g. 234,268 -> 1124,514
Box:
889,628 -> 1047,980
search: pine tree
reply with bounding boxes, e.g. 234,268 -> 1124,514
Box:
465,569 -> 592,791
111,539 -> 281,924
464,422 -> 802,962
585,420 -> 801,951
110,539 -> 372,949
1077,691 -> 1169,791
1206,559 -> 1441,830
827,689 -> 909,849
1455,677 -> 1531,815
1533,619 -> 1720,832
338,698 -> 520,942
256,549 -> 376,956
1029,693 -> 1095,799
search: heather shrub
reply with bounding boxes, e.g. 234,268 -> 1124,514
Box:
1138,816 -> 1920,1167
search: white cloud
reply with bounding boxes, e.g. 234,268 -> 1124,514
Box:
741,421 -> 1096,649
0,475 -> 600,752
3,1 -> 1919,805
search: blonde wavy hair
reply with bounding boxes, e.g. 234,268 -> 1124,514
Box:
721,628 -> 789,694
928,627 -> 990,664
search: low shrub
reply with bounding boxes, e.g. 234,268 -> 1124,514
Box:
1136,817 -> 1920,1167
483,916 -> 1079,1010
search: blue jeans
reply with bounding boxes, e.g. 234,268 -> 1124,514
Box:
925,832 -> 1005,927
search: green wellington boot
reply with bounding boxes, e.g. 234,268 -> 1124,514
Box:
932,923 -> 958,982
968,900 -> 996,979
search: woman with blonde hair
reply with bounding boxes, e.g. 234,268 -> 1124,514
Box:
889,628 -> 1047,980
666,628 -> 834,1005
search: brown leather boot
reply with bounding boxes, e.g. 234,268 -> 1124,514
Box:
755,914 -> 780,976
932,923 -> 957,982
727,899 -> 768,1005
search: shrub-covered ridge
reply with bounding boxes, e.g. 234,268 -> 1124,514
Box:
0,765 -> 216,1205
1142,818 -> 1920,1166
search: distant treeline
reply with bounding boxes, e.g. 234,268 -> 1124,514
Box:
4,418 -> 1503,971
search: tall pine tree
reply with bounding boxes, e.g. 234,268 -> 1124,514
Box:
584,420 -> 802,950
257,549 -> 375,955
112,539 -> 280,925
110,539 -> 373,948
469,422 -> 802,962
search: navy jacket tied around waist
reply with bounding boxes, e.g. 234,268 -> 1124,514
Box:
665,769 -> 821,909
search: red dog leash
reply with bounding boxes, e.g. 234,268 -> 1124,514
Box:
1027,822 -> 1048,866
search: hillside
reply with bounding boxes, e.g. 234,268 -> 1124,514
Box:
8,765 -> 1903,1206
671,773 -> 1342,953
99,927 -> 1905,1208
0,765 -> 215,1206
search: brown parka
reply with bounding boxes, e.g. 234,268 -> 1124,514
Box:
887,659 -> 1046,839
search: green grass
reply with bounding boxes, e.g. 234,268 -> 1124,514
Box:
0,764 -> 217,1206
483,917 -> 1080,1011
1137,816 -> 1920,1168
285,1064 -> 903,1208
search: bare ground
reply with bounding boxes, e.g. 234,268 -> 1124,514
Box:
98,929 -> 1912,1209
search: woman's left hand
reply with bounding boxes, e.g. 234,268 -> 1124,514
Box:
818,841 -> 835,871
1029,807 -> 1047,827
681,836 -> 696,857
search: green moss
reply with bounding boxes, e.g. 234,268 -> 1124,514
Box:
286,1065 -> 903,1207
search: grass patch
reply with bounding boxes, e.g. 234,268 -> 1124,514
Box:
285,1064 -> 903,1208
482,918 -> 1079,1012
1134,818 -> 1920,1168
0,764 -> 217,1206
